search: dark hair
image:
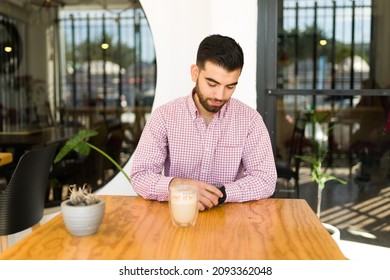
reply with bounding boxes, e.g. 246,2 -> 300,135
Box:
196,34 -> 244,72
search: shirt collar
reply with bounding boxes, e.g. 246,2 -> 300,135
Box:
187,89 -> 199,120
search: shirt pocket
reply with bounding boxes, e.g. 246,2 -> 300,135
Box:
213,145 -> 243,182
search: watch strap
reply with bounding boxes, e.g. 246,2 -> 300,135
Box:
216,185 -> 227,204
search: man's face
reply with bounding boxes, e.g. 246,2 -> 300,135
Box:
191,61 -> 241,113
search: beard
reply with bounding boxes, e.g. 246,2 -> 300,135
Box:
194,83 -> 227,113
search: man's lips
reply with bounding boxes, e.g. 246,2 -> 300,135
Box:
209,100 -> 224,106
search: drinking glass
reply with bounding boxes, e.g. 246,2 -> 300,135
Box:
169,185 -> 199,227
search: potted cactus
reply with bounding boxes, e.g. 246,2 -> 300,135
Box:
55,129 -> 132,236
61,184 -> 105,236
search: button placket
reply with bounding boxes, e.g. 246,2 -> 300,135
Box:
199,119 -> 220,181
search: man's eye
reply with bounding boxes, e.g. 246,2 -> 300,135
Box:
227,85 -> 236,90
208,83 -> 217,87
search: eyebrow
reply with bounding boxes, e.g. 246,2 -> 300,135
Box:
205,77 -> 238,87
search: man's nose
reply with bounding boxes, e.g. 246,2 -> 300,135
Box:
214,86 -> 225,100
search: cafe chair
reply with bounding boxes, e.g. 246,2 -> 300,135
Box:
275,115 -> 308,198
0,143 -> 58,253
82,123 -> 123,191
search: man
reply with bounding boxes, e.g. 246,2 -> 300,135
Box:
130,34 -> 276,211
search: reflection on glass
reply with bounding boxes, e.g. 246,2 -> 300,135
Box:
276,0 -> 390,193
59,4 -> 156,108
277,0 -> 374,91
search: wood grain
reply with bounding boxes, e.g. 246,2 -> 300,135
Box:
0,196 -> 347,260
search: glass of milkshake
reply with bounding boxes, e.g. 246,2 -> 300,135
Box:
169,185 -> 199,227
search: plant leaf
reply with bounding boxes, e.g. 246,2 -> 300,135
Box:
73,141 -> 91,155
296,155 -> 318,165
54,129 -> 98,163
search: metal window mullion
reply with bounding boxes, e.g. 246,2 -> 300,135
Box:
350,1 -> 356,91
87,15 -> 92,106
369,2 -> 375,87
71,14 -> 77,108
257,0 -> 277,150
294,2 -> 299,89
117,15 -> 122,108
102,14 -> 107,108
312,2 -> 318,109
267,89 -> 390,96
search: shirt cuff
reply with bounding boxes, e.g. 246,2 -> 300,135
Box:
154,176 -> 175,201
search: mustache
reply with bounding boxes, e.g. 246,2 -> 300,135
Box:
208,98 -> 226,103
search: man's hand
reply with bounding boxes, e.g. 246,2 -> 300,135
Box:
169,178 -> 223,211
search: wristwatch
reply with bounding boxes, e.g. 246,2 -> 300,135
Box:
215,185 -> 227,204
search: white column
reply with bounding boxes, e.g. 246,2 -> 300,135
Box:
98,0 -> 258,195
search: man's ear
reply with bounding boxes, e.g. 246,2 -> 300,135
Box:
190,64 -> 199,82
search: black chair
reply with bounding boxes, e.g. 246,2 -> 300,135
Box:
275,115 -> 308,198
0,143 -> 58,252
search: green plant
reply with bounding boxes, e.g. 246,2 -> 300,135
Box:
67,184 -> 100,206
298,111 -> 346,219
298,143 -> 346,219
54,129 -> 132,184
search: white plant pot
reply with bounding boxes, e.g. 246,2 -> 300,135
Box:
322,223 -> 340,242
61,199 -> 105,237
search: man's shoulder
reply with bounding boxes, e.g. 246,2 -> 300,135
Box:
228,98 -> 260,117
153,96 -> 189,117
165,96 -> 188,106
226,99 -> 266,130
157,96 -> 187,109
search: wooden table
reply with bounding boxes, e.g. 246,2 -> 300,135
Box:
0,153 -> 12,166
0,196 -> 347,260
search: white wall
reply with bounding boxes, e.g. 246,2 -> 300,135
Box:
145,0 -> 258,110
97,0 -> 258,196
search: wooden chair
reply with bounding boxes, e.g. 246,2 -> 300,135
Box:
0,143 -> 58,253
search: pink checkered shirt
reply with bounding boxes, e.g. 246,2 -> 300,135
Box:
130,93 -> 277,202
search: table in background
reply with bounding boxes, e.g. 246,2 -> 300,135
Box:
0,153 -> 12,167
58,106 -> 151,129
0,126 -> 79,160
0,196 -> 346,260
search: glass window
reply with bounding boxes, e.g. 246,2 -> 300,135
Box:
272,1 -> 390,247
275,0 -> 390,191
59,7 -> 156,109
53,4 -> 156,192
278,0 -> 372,91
